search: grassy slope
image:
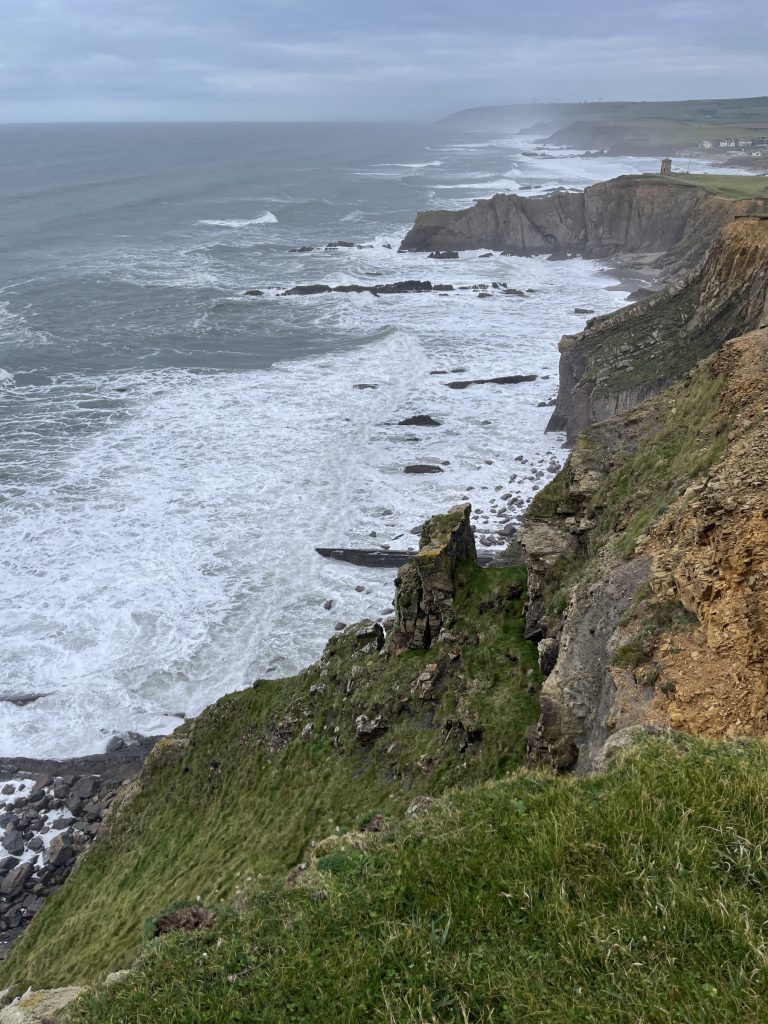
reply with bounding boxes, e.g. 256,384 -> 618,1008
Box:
0,564 -> 541,990
526,356 -> 728,623
70,737 -> 768,1024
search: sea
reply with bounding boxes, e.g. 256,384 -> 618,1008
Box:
0,121 -> 723,758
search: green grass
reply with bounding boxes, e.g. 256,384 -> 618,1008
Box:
589,365 -> 728,557
0,564 -> 541,991
68,736 -> 768,1024
638,172 -> 768,200
523,354 -> 728,627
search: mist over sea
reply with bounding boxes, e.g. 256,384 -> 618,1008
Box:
0,121 -> 719,758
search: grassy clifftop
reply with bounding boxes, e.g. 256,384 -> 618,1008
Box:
0,560 -> 541,990
69,737 -> 768,1023
638,172 -> 768,200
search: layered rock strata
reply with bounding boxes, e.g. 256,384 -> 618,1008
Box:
548,216 -> 768,442
400,176 -> 768,272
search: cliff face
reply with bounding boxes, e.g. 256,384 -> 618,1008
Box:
400,176 -> 768,271
548,217 -> 768,442
522,325 -> 768,774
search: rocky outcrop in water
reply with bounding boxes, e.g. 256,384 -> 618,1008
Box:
400,176 -> 768,274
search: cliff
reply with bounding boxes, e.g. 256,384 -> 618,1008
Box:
548,216 -> 768,441
0,507 -> 541,990
522,325 -> 768,774
400,175 -> 768,273
4,181 -> 768,1024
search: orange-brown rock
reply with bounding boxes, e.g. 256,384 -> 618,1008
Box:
644,329 -> 768,738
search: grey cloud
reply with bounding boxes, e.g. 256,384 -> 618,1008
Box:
0,0 -> 765,121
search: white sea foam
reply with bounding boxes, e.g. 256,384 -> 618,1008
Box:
0,247 -> 631,759
197,213 -> 278,227
0,368 -> 14,387
372,161 -> 443,169
1,135 -> 649,761
434,177 -> 521,192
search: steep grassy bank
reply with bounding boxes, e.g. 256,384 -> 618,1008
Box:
0,544 -> 541,989
70,737 -> 768,1023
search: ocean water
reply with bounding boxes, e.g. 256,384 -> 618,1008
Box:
0,122 -> 717,758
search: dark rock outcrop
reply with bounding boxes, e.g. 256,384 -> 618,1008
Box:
388,503 -> 476,651
444,374 -> 537,390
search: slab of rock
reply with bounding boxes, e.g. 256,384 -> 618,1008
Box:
404,464 -> 443,474
428,250 -> 459,259
0,987 -> 85,1023
445,374 -> 537,389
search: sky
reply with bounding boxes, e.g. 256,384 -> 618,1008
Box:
1,0 -> 766,123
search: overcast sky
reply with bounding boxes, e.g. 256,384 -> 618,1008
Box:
1,0 -> 766,123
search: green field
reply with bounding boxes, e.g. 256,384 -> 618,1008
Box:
444,96 -> 768,156
638,172 -> 768,200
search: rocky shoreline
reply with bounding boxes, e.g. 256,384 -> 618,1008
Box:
0,737 -> 158,959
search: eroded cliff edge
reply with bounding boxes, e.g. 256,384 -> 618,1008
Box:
520,219 -> 768,772
549,216 -> 768,441
400,174 -> 768,274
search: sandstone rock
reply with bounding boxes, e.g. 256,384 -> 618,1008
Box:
548,218 -> 768,442
104,970 -> 131,987
400,175 -> 767,272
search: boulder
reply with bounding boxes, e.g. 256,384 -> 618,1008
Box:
404,464 -> 443,474
428,251 -> 459,259
45,833 -> 75,868
282,284 -> 332,296
0,861 -> 33,898
355,715 -> 389,744
1,828 -> 23,857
